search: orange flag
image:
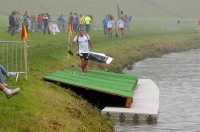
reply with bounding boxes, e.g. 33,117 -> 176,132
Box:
69,22 -> 73,35
21,23 -> 27,41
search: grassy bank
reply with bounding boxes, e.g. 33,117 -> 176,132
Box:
0,24 -> 200,131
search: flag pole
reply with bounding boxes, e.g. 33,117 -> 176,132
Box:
68,33 -> 70,59
23,40 -> 28,79
21,23 -> 28,79
68,21 -> 73,59
67,22 -> 73,60
117,2 -> 120,20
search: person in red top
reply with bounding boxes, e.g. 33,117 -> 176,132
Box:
37,14 -> 43,32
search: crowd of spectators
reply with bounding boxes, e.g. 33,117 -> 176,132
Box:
7,10 -> 132,37
7,10 -> 94,36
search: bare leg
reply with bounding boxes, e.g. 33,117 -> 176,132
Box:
0,83 -> 5,91
122,30 -> 124,38
119,29 -> 122,39
0,83 -> 20,98
80,58 -> 85,74
84,60 -> 88,72
108,30 -> 110,38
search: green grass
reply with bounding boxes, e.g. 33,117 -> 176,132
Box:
1,17 -> 200,131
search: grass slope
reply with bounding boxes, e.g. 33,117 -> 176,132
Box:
0,0 -> 200,19
1,2 -> 200,131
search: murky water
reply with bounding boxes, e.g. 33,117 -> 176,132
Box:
115,49 -> 200,132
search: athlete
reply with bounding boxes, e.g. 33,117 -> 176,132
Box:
107,17 -> 115,38
117,17 -> 125,38
69,29 -> 93,75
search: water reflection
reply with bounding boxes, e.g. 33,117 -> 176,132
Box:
117,49 -> 200,132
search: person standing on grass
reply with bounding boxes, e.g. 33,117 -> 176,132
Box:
107,17 -> 115,38
79,14 -> 85,30
68,12 -> 74,33
8,12 -> 13,33
85,14 -> 91,33
10,11 -> 16,36
23,15 -> 29,33
102,15 -> 108,35
37,14 -> 43,32
69,29 -> 93,75
0,83 -> 20,99
57,14 -> 65,31
43,13 -> 50,34
117,17 -> 125,39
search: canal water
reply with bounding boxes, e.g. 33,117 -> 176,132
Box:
115,49 -> 200,132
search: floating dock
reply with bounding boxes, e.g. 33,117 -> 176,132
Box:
101,79 -> 159,121
44,68 -> 159,121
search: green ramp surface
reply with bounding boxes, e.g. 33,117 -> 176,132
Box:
44,68 -> 138,98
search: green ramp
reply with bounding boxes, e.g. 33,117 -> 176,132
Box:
44,68 -> 138,98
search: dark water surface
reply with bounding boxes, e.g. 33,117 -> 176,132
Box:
115,49 -> 200,132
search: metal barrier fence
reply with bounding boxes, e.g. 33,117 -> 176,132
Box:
0,41 -> 28,81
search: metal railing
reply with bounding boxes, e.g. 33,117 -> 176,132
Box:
0,41 -> 28,81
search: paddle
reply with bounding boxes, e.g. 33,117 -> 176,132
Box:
68,50 -> 73,56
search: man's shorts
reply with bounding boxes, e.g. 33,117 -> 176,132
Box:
107,28 -> 112,32
79,53 -> 89,60
119,28 -> 124,31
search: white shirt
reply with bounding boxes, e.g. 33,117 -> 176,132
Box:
73,34 -> 90,53
107,20 -> 114,28
118,19 -> 124,28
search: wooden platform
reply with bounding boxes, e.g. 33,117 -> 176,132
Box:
101,79 -> 159,121
44,68 -> 139,108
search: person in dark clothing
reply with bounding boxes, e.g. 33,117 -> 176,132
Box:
10,12 -> 16,36
8,13 -> 12,33
23,15 -> 29,33
43,13 -> 50,34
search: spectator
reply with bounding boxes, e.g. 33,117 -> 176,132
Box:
57,14 -> 65,31
79,14 -> 85,30
68,12 -> 74,33
107,16 -> 115,38
102,15 -> 108,35
73,13 -> 78,32
127,15 -> 132,29
0,84 -> 20,99
10,11 -> 16,36
74,15 -> 79,32
23,15 -> 29,33
117,17 -> 125,38
24,11 -> 28,17
43,13 -> 50,34
85,14 -> 91,33
8,12 -> 13,33
15,11 -> 21,33
30,15 -> 36,32
124,15 -> 128,28
37,14 -> 43,32
0,64 -> 17,87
